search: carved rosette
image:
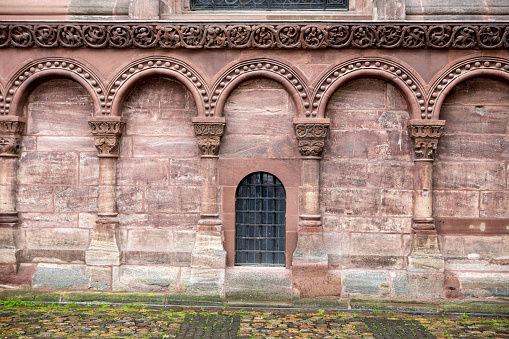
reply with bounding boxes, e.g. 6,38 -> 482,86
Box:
0,118 -> 25,157
89,119 -> 125,157
408,120 -> 445,161
193,122 -> 225,157
294,122 -> 329,158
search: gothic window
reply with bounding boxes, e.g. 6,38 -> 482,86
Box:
235,172 -> 286,266
191,0 -> 348,11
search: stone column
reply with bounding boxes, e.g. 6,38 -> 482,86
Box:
190,117 -> 227,268
406,120 -> 445,297
85,117 -> 125,266
0,116 -> 25,264
292,119 -> 340,297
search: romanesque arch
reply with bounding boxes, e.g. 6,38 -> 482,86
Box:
314,57 -> 425,120
4,58 -> 104,116
428,56 -> 509,120
108,57 -> 209,117
211,58 -> 310,117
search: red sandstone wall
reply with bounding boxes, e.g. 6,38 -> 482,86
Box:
18,79 -> 94,263
322,78 -> 413,297
435,77 -> 509,299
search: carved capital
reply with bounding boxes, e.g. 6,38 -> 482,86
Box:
88,118 -> 125,157
408,120 -> 445,161
293,120 -> 330,158
0,117 -> 25,157
193,119 -> 225,157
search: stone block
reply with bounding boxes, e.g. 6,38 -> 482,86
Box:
224,87 -> 289,116
117,186 -> 144,213
438,134 -> 508,161
123,77 -> 189,110
433,190 -> 479,218
322,216 -> 340,232
32,264 -> 110,290
340,217 -> 412,233
441,77 -> 509,106
0,263 -> 36,288
292,264 -> 341,298
350,234 -> 404,269
327,78 -> 386,110
321,161 -> 366,187
367,162 -> 414,189
387,84 -> 408,109
28,102 -> 92,136
342,270 -> 389,297
117,158 -> 169,186
434,162 -> 506,190
146,186 -> 200,213
480,192 -> 509,218
268,135 -> 301,159
36,136 -> 95,152
442,235 -> 508,258
225,267 -> 292,301
125,108 -> 194,136
79,213 -> 97,229
54,186 -> 98,212
132,137 -> 198,157
457,272 -> 509,299
440,105 -> 508,135
20,213 -> 78,228
380,189 -> 413,216
113,265 -> 179,292
19,152 -> 78,185
170,159 -> 201,186
391,271 -> 444,299
179,267 -> 225,296
191,232 -> 226,268
125,229 -> 173,264
324,188 -> 379,215
27,79 -> 93,104
17,186 -> 54,212
220,134 -> 270,158
174,231 -> 196,265
79,153 -> 99,186
26,228 -> 89,250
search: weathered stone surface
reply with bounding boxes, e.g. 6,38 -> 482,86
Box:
20,213 -> 78,228
146,187 -> 200,213
17,186 -> 54,212
367,162 -> 414,189
79,213 -> 97,229
117,158 -> 169,186
441,235 -> 509,258
79,153 -> 99,186
391,271 -> 444,299
293,264 -> 341,298
220,135 -> 270,158
125,229 -> 172,264
32,264 -> 110,290
327,79 -> 387,110
174,231 -> 196,266
457,272 -> 509,299
191,232 -> 226,268
342,270 -> 390,297
434,162 -> 506,190
19,152 -> 78,185
113,265 -> 179,292
54,186 -> 98,212
132,137 -> 198,158
437,134 -> 508,161
433,190 -> 479,218
340,217 -> 412,233
118,213 -> 199,229
321,161 -> 366,187
170,159 -> 201,186
225,267 -> 292,301
26,228 -> 89,250
36,136 -> 95,152
116,186 -> 144,213
180,267 -> 225,295
324,188 -> 379,215
480,192 -> 509,218
380,190 -> 413,216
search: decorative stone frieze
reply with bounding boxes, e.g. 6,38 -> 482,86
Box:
2,23 -> 509,50
294,121 -> 329,158
0,117 -> 25,156
408,120 -> 445,161
193,119 -> 225,156
88,117 -> 125,157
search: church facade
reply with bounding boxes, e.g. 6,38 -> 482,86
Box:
0,0 -> 508,303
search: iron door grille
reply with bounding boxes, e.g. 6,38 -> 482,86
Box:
235,172 -> 286,266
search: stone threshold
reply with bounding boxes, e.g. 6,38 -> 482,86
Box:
1,289 -> 508,316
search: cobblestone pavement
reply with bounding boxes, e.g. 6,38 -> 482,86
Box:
0,302 -> 508,338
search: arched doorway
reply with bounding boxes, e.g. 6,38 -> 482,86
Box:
235,172 -> 286,266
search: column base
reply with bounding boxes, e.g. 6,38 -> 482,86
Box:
85,219 -> 121,266
407,230 -> 444,272
0,214 -> 20,264
293,217 -> 328,265
191,224 -> 226,268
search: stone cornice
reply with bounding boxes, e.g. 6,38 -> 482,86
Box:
1,22 -> 509,49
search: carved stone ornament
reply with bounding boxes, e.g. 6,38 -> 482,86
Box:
193,121 -> 225,156
88,119 -> 125,157
294,120 -> 329,158
2,23 -> 509,50
0,117 -> 25,157
408,120 -> 445,161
